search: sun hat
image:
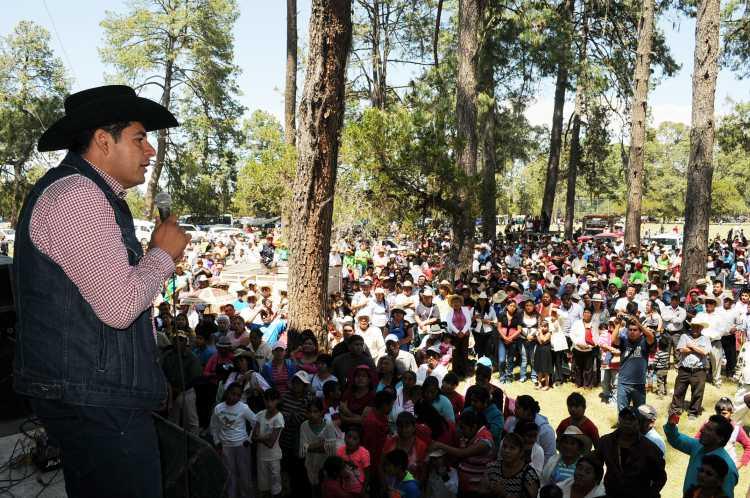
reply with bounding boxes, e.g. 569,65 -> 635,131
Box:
293,370 -> 311,384
38,85 -> 179,152
385,334 -> 400,344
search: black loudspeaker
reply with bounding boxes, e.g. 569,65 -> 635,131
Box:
153,414 -> 227,498
0,256 -> 26,420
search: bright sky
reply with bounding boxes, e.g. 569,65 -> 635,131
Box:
3,0 -> 749,131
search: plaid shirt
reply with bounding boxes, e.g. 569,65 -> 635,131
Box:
29,159 -> 174,329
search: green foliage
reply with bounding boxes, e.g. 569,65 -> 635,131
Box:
233,111 -> 296,217
0,21 -> 69,223
722,0 -> 750,79
100,0 -> 244,216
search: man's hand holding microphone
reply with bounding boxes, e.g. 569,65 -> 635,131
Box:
150,192 -> 190,262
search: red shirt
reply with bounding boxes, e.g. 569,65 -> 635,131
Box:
362,409 -> 390,468
556,416 -> 600,448
445,391 -> 464,419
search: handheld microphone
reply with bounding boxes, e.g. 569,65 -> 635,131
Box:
154,192 -> 172,222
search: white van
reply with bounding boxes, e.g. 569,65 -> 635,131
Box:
133,219 -> 155,245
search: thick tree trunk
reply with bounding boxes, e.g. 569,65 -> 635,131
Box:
285,0 -> 298,145
452,0 -> 482,276
564,94 -> 583,240
145,55 -> 174,219
624,0 -> 656,247
681,0 -> 720,293
287,0 -> 352,341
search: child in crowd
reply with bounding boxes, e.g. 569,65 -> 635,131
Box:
299,398 -> 344,496
654,335 -> 671,397
252,388 -> 285,498
424,449 -> 458,498
438,333 -> 454,367
209,382 -> 257,498
383,449 -> 421,498
440,372 -> 464,420
323,380 -> 342,423
312,353 -> 337,398
695,397 -> 750,469
556,392 -> 600,448
598,318 -> 620,405
337,426 -> 371,495
320,456 -> 352,498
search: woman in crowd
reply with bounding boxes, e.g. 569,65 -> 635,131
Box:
292,331 -> 320,375
446,295 -> 472,377
371,287 -> 390,332
340,365 -> 377,427
498,300 -> 522,384
376,355 -> 402,392
382,411 -> 429,482
555,454 -> 606,498
429,410 -> 495,495
473,291 -> 498,360
387,307 -> 413,351
520,296 -> 540,385
570,307 -> 598,389
422,375 -> 456,423
486,432 -> 540,498
261,343 -> 297,396
414,399 -> 456,445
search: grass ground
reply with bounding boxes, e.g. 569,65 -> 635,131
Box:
460,368 -> 750,498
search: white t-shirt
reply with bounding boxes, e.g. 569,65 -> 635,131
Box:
254,410 -> 285,461
210,401 -> 257,447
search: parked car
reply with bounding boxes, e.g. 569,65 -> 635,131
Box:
207,225 -> 244,238
179,223 -> 207,242
133,219 -> 154,245
0,228 -> 15,243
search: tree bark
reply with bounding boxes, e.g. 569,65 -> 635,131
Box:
624,0 -> 656,247
285,0 -> 298,145
287,0 -> 352,341
540,0 -> 573,233
681,0 -> 720,293
564,93 -> 583,241
145,51 -> 174,219
452,0 -> 482,276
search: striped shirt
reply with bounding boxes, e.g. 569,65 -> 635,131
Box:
29,158 -> 174,330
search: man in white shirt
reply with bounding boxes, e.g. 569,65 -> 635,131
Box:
351,277 -> 375,315
395,281 -> 417,324
719,293 -> 740,378
661,294 -> 687,365
355,312 -> 386,362
693,296 -> 725,386
557,293 -> 582,337
416,345 -> 448,387
614,284 -> 645,315
385,334 -> 417,374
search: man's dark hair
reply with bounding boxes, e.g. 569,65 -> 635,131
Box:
373,390 -> 395,409
539,484 -> 563,498
700,454 -> 729,479
516,395 -> 541,414
443,372 -> 459,386
347,334 -> 364,345
384,449 -> 409,471
322,380 -> 339,397
577,455 -> 605,482
69,121 -> 131,154
263,388 -> 280,401
567,392 -> 586,408
316,353 -> 333,368
514,420 -> 539,437
708,415 -> 734,447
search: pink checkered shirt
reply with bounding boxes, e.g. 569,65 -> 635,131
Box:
29,159 -> 174,329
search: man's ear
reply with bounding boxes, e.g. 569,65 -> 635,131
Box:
92,128 -> 113,155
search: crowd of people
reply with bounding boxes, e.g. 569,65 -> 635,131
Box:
151,225 -> 750,498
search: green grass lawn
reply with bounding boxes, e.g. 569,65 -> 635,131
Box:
461,369 -> 750,498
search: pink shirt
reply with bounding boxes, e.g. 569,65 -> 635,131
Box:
336,445 -> 370,493
29,159 -> 174,330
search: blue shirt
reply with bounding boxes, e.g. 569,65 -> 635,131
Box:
663,423 -> 738,498
432,394 -> 455,423
192,345 -> 216,367
617,333 -> 652,385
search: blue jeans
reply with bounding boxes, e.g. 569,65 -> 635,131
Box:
31,399 -> 162,498
522,341 -> 538,382
616,383 -> 646,413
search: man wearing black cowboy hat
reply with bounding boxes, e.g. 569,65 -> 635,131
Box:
13,85 -> 190,498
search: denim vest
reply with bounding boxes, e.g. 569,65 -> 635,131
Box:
13,152 -> 166,409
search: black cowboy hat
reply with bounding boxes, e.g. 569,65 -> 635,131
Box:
38,85 -> 179,152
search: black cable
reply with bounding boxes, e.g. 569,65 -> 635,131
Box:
171,272 -> 191,497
